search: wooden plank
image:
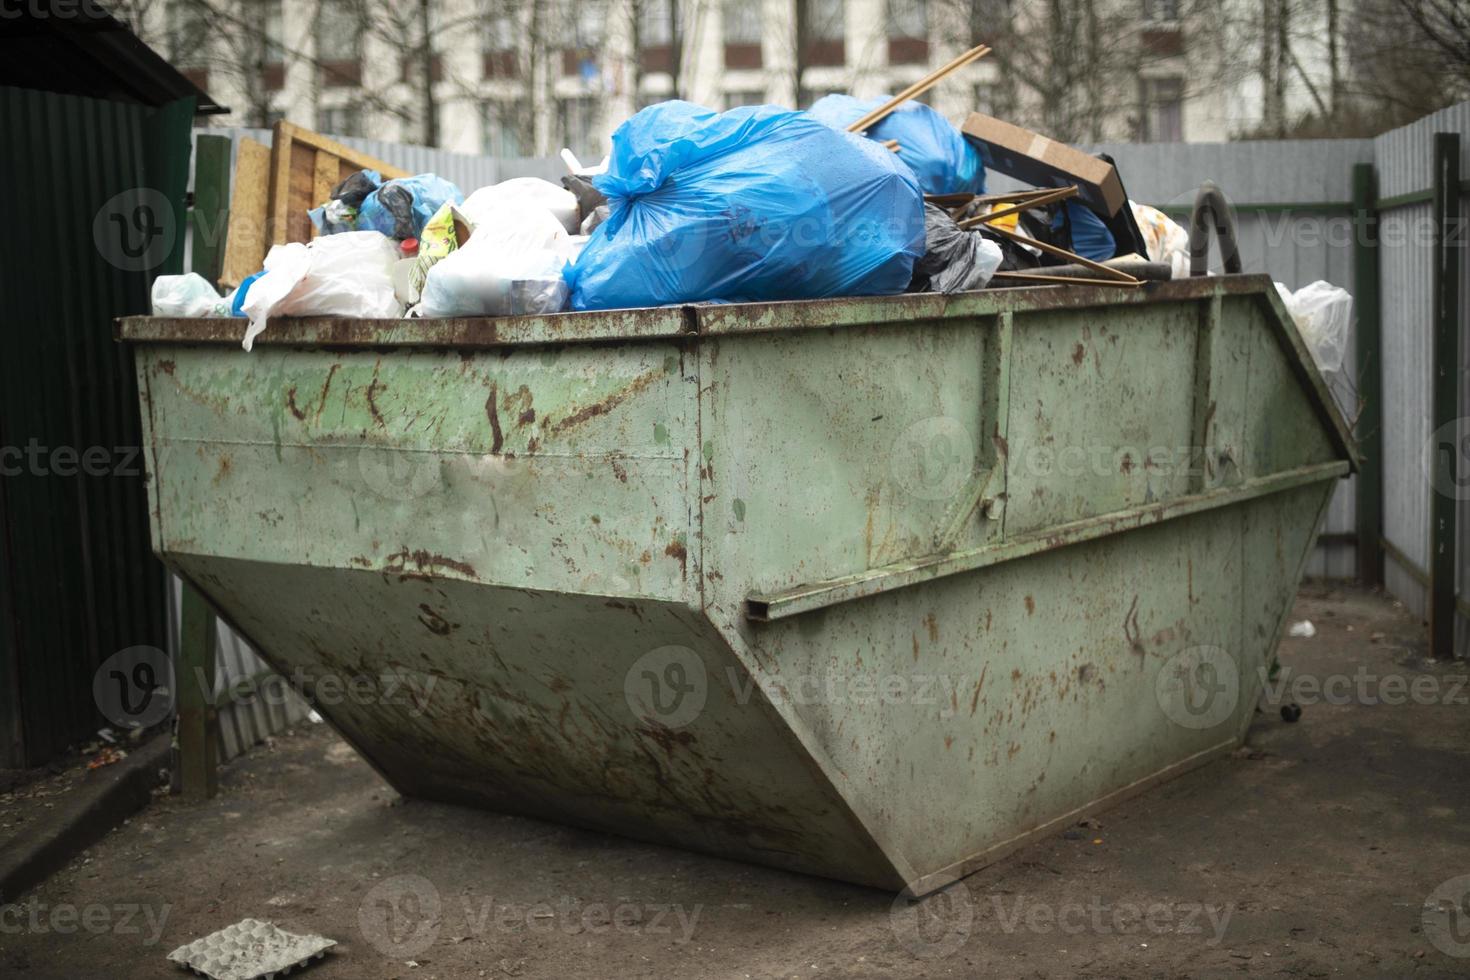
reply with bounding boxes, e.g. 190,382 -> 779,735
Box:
219,137 -> 271,288
265,121 -> 409,250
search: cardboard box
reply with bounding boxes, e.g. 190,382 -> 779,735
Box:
960,113 -> 1126,216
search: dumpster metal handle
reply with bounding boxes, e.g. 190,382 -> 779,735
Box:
744,459 -> 1349,622
1188,181 -> 1242,277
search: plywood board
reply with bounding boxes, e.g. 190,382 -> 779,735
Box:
219,138 -> 271,289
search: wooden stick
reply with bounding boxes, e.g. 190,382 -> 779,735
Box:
882,139 -> 901,152
978,222 -> 1141,283
991,271 -> 1144,288
957,186 -> 1079,228
847,43 -> 991,134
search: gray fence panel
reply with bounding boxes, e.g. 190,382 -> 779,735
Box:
1372,103 -> 1470,655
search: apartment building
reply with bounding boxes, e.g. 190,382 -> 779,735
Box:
142,0 -> 1334,157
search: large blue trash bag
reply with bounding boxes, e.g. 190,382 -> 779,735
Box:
566,101 -> 925,311
356,173 -> 463,240
808,94 -> 985,196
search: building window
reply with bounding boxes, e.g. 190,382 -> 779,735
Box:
482,2 -> 519,78
1139,76 -> 1183,141
482,100 -> 527,157
723,0 -> 762,68
804,0 -> 845,67
317,0 -> 362,86
318,103 -> 361,137
638,0 -> 679,73
561,0 -> 603,78
887,0 -> 928,65
1142,0 -> 1180,22
724,89 -> 766,108
258,0 -> 286,91
558,95 -> 599,161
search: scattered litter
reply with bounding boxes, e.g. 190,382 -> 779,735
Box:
86,747 -> 126,769
167,919 -> 335,980
1288,620 -> 1317,638
306,710 -> 322,724
1275,280 -> 1353,373
566,101 -> 924,311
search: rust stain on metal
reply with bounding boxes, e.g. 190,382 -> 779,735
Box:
664,538 -> 688,577
384,547 -> 478,580
286,385 -> 307,421
1071,343 -> 1085,366
485,382 -> 504,454
969,664 -> 988,715
637,723 -> 697,758
1024,595 -> 1035,615
417,603 -> 455,636
1120,453 -> 1134,474
1124,594 -> 1145,656
156,358 -> 176,375
610,458 -> 628,483
549,367 -> 665,434
366,374 -> 387,428
924,613 -> 939,643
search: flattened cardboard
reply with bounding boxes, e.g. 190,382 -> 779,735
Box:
960,113 -> 1126,216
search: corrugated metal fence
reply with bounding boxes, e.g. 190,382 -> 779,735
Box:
1371,103 -> 1470,657
184,107 -> 1468,761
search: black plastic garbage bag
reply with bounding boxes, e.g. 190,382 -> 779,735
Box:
909,204 -> 1003,294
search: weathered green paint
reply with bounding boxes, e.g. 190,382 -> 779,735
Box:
122,274 -> 1355,893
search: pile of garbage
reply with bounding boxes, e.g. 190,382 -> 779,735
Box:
151,41 -> 1354,374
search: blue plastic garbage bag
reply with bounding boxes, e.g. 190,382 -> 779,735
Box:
808,94 -> 985,196
566,101 -> 925,311
356,174 -> 463,240
1053,200 -> 1115,261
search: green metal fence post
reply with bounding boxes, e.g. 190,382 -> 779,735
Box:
173,135 -> 227,799
176,585 -> 218,800
1352,163 -> 1382,586
1430,132 -> 1461,660
190,135 -> 231,288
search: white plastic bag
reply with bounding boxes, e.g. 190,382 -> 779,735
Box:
241,231 -> 401,351
462,178 -> 580,235
151,273 -> 227,317
1130,201 -> 1191,279
418,203 -> 574,318
1274,280 -> 1352,373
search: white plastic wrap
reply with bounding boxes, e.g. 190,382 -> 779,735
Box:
461,178 -> 580,235
1275,280 -> 1353,373
240,231 -> 401,351
151,273 -> 227,317
417,203 -> 574,318
1130,201 -> 1191,279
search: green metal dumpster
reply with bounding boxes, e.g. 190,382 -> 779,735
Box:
121,274 -> 1356,894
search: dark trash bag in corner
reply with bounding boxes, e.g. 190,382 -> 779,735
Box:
909,204 -> 1003,294
808,94 -> 986,196
567,101 -> 926,311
